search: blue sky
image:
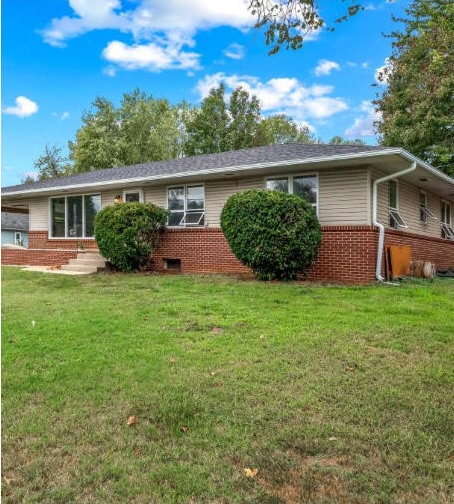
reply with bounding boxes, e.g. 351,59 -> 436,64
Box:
1,0 -> 410,187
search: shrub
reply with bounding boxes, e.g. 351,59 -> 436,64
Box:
94,202 -> 169,272
221,189 -> 321,280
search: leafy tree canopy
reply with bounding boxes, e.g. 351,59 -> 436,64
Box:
31,144 -> 73,181
249,0 -> 363,54
374,0 -> 454,176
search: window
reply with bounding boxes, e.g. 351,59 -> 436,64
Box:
14,232 -> 22,245
441,200 -> 454,240
266,174 -> 318,213
388,180 -> 407,228
123,189 -> 143,202
50,194 -> 101,238
419,191 -> 436,223
167,185 -> 205,226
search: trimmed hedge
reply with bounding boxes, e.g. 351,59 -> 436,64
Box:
221,189 -> 321,280
94,202 -> 168,272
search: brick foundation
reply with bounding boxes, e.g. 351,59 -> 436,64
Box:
2,228 -> 453,284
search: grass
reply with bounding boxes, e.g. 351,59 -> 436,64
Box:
1,267 -> 453,503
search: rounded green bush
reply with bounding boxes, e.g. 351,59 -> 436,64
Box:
221,189 -> 321,280
94,202 -> 169,272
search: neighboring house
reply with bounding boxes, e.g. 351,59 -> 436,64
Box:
1,143 -> 453,283
1,212 -> 29,247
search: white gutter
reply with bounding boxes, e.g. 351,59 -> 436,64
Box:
372,162 -> 417,281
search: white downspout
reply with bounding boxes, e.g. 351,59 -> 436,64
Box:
372,162 -> 417,281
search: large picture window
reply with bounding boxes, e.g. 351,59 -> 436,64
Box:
167,185 -> 205,226
50,194 -> 101,238
266,174 -> 318,213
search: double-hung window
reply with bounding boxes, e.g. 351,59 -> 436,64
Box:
388,180 -> 407,228
441,200 -> 454,240
266,174 -> 318,214
167,185 -> 205,226
50,194 -> 101,238
419,191 -> 436,223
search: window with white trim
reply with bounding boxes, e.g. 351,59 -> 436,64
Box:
167,185 -> 205,226
266,174 -> 318,213
441,200 -> 454,240
419,191 -> 436,223
388,180 -> 407,228
123,189 -> 143,202
15,232 -> 22,245
50,194 -> 101,238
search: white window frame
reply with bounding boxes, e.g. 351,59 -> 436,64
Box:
265,173 -> 319,215
49,193 -> 101,239
441,200 -> 454,240
123,188 -> 143,203
419,191 -> 436,223
167,184 -> 205,227
388,180 -> 407,229
14,232 -> 22,245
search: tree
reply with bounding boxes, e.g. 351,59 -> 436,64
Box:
94,202 -> 169,272
375,0 -> 454,176
69,90 -> 183,173
184,84 -> 231,156
69,97 -> 122,172
228,86 -> 261,150
328,135 -> 365,146
256,114 -> 317,145
249,0 -> 363,54
33,144 -> 73,180
221,189 -> 321,280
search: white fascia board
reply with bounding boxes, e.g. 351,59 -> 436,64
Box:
3,148 -> 453,198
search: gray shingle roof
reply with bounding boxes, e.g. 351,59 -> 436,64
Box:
2,143 -> 389,194
1,212 -> 29,231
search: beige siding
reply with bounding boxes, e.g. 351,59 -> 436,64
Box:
318,168 -> 369,225
373,170 -> 444,239
143,186 -> 166,207
205,177 -> 263,226
29,197 -> 49,230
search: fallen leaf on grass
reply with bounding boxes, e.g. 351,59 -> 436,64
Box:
328,436 -> 337,441
243,467 -> 259,478
210,371 -> 217,376
211,326 -> 223,334
180,425 -> 189,433
345,366 -> 355,372
169,357 -> 176,363
3,477 -> 13,486
127,415 -> 138,426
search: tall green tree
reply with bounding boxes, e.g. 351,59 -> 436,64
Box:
69,90 -> 182,173
69,97 -> 122,172
256,114 -> 317,145
375,0 -> 454,176
184,84 -> 231,156
33,144 -> 73,181
228,86 -> 262,150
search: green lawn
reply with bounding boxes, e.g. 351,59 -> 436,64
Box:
2,267 -> 453,503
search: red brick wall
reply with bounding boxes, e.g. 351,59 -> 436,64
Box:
1,248 -> 77,267
3,227 -> 453,283
385,229 -> 454,268
151,228 -> 249,274
28,231 -> 98,251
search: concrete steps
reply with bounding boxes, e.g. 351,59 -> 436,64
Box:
60,251 -> 107,274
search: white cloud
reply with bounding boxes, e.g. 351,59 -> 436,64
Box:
314,59 -> 340,77
344,101 -> 380,138
41,0 -> 253,72
102,40 -> 201,72
195,72 -> 348,121
3,96 -> 39,118
223,43 -> 245,60
22,171 -> 39,182
60,111 -> 70,120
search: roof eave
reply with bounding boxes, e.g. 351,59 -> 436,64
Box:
2,148 -> 453,199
